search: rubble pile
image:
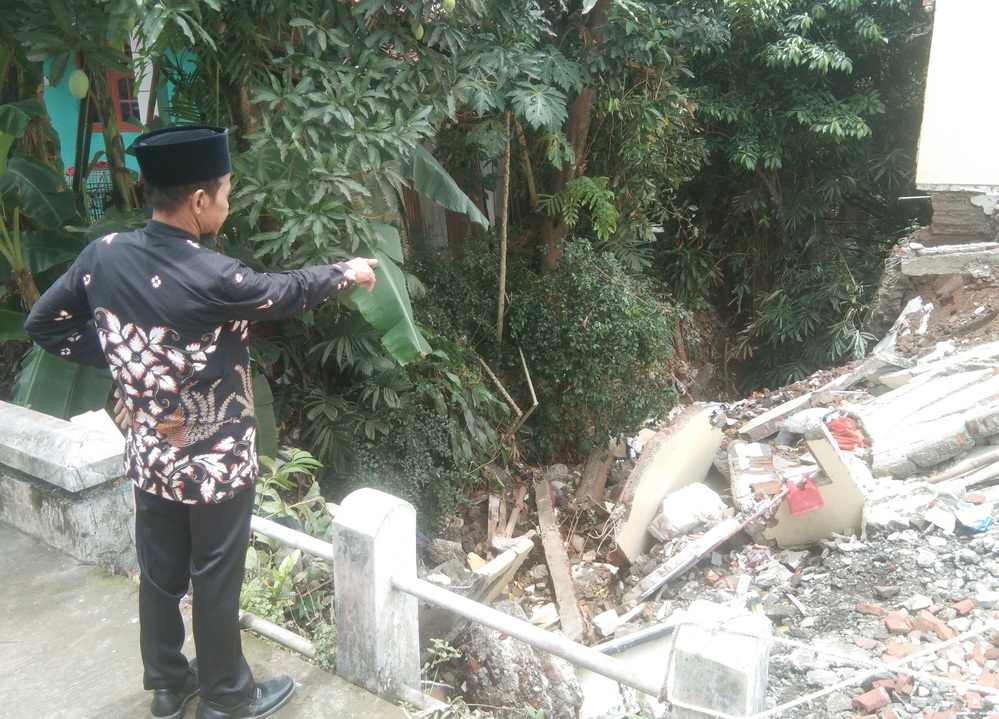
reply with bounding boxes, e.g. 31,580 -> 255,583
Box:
420,241 -> 999,718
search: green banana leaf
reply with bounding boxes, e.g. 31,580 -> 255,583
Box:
252,371 -> 278,461
0,308 -> 27,340
347,224 -> 431,365
12,344 -> 113,420
0,153 -> 77,228
0,99 -> 44,140
405,145 -> 490,229
0,133 -> 13,176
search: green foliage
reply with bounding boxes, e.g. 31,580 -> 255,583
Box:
538,177 -> 617,241
660,0 -> 931,390
736,242 -> 880,390
505,241 -> 680,460
242,451 -> 338,648
413,240 -> 682,462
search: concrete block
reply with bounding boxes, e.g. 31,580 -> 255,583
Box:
615,404 -> 725,562
663,600 -> 771,718
331,488 -> 420,698
764,425 -> 867,548
0,401 -> 134,572
0,401 -> 124,493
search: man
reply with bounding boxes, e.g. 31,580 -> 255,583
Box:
25,125 -> 377,719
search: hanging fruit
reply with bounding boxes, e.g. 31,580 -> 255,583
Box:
443,0 -> 455,12
68,69 -> 90,100
411,22 -> 424,40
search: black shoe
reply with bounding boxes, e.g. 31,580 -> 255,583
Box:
196,675 -> 297,719
151,662 -> 200,719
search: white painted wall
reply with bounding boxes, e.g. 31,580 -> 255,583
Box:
916,0 -> 999,188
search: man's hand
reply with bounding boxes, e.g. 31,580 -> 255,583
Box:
346,257 -> 378,291
113,388 -> 133,432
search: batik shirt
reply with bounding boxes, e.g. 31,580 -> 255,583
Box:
25,221 -> 357,504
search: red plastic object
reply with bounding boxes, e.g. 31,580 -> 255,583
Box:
786,478 -> 825,515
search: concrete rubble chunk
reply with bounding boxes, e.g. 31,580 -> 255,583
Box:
458,599 -> 584,719
648,482 -> 727,543
614,404 -> 725,562
764,424 -> 867,548
663,600 -> 772,718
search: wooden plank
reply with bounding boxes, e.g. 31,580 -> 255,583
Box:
486,493 -> 501,545
576,449 -> 613,507
503,485 -> 529,537
535,479 -> 585,641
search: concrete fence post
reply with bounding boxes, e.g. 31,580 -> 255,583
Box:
331,488 -> 421,699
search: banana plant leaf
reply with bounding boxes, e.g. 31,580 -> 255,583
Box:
0,133 -> 13,176
0,153 -> 78,228
0,99 -> 44,138
0,229 -> 86,281
346,224 -> 431,365
252,371 -> 278,461
0,308 -> 27,340
404,145 -> 490,229
12,344 -> 113,420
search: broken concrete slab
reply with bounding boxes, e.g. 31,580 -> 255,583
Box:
663,600 -> 772,719
899,241 -> 999,276
615,404 -> 725,562
764,424 -> 867,549
850,369 -> 993,443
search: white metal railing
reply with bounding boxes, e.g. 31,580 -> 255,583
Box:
248,488 -> 661,708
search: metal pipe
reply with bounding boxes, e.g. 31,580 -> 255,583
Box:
250,515 -> 337,562
239,611 -> 315,659
392,574 -> 661,697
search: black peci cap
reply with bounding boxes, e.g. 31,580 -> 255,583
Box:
132,125 -> 231,187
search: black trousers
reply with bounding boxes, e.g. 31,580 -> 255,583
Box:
134,485 -> 256,702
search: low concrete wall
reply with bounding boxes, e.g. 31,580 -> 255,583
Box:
0,401 -> 135,573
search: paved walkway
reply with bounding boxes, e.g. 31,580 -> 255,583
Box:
0,523 -> 406,719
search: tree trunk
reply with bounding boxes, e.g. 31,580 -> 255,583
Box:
539,0 -> 612,271
89,68 -> 135,213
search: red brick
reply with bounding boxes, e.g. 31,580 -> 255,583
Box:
966,691 -> 985,710
978,670 -> 999,689
854,637 -> 877,649
855,603 -> 886,615
912,616 -> 938,635
885,641 -> 920,659
975,643 -> 987,666
952,598 -> 975,615
895,673 -> 914,696
884,611 -> 913,635
870,678 -> 895,692
966,492 -> 987,504
985,647 -> 999,661
853,686 -> 891,713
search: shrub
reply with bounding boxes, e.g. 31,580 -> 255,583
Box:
413,239 -> 683,462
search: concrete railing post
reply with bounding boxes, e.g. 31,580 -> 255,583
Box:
331,488 -> 421,699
